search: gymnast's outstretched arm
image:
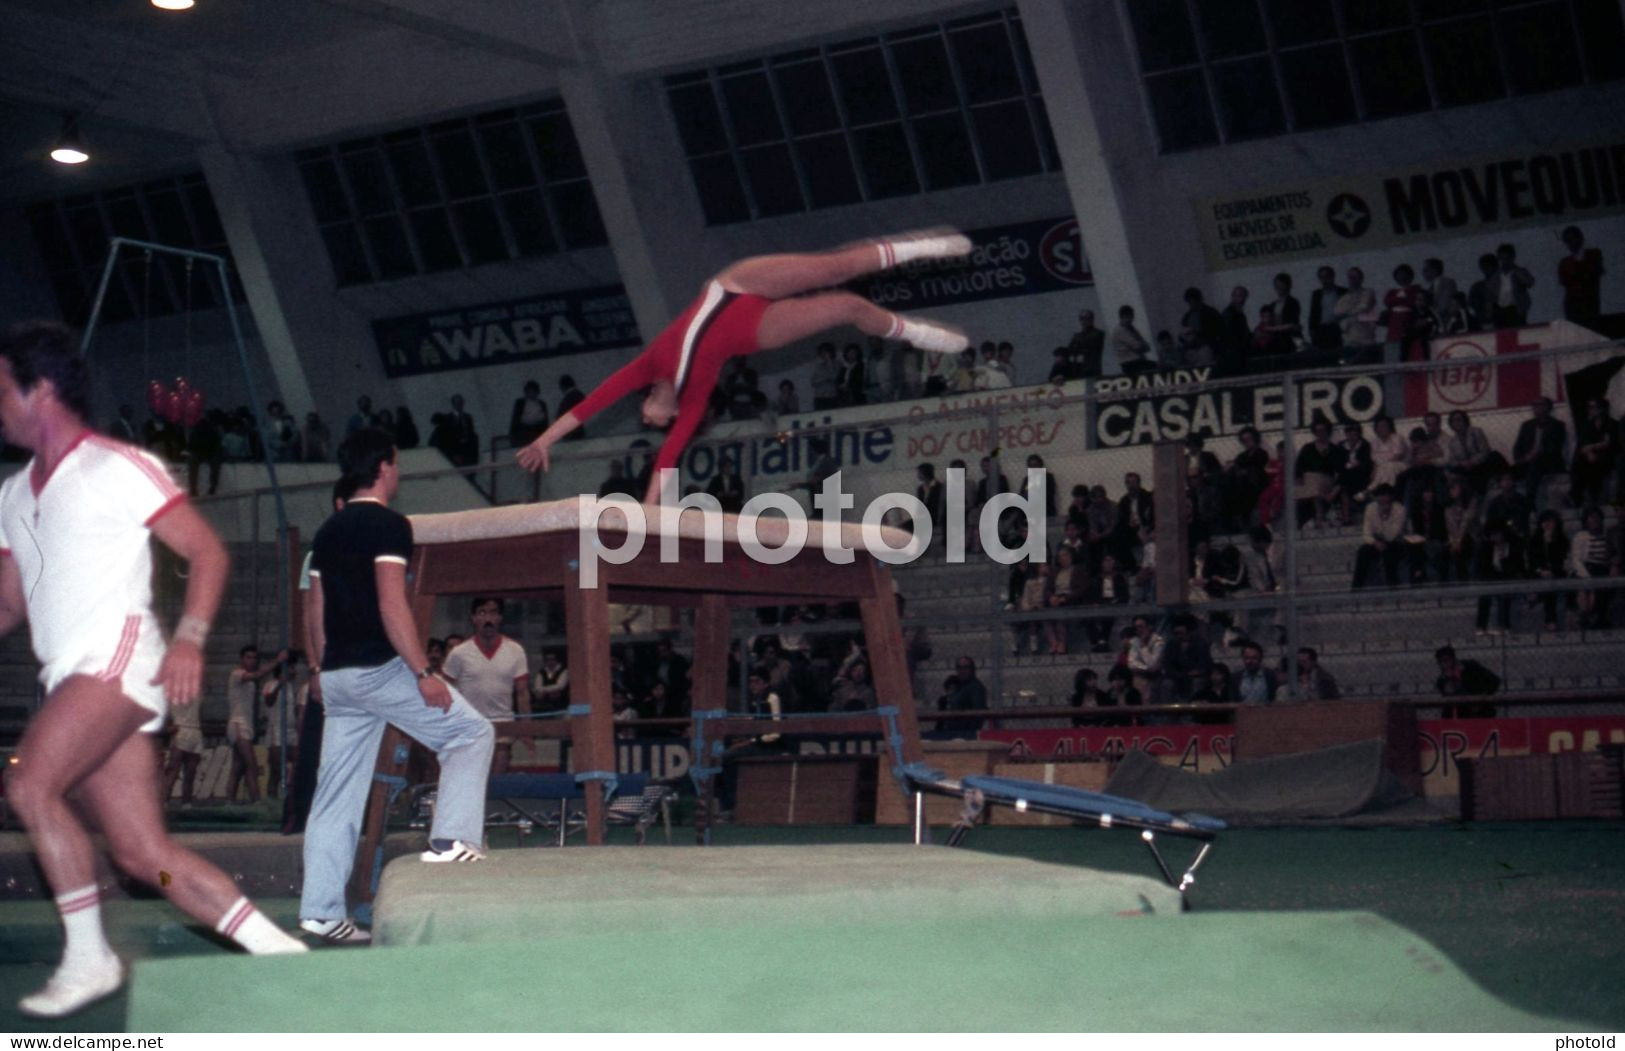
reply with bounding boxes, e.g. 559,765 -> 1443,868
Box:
514,412 -> 581,473
516,350 -> 657,473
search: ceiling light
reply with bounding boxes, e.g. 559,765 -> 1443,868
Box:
50,114 -> 89,165
151,0 -> 195,9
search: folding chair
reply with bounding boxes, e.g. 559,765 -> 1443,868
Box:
606,781 -> 679,845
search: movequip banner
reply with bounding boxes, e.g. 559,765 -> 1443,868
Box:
1196,137 -> 1625,271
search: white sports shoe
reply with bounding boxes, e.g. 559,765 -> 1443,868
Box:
893,315 -> 970,355
18,957 -> 125,1019
298,917 -> 372,945
877,227 -> 973,267
419,839 -> 487,863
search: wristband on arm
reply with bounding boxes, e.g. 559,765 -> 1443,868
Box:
174,614 -> 210,648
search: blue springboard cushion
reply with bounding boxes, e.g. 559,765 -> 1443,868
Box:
961,775 -> 1226,832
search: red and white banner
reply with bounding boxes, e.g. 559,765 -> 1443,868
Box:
1404,319 -> 1613,415
978,713 -> 1625,796
1416,714 -> 1625,794
978,726 -> 1236,774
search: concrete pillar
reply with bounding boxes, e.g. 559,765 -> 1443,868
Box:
1015,0 -> 1157,334
559,65 -> 709,336
197,145 -> 319,419
1152,442 -> 1190,607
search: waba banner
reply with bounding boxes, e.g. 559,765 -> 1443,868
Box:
372,284 -> 642,378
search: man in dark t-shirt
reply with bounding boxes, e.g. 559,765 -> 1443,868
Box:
298,429 -> 494,944
937,657 -> 987,738
556,375 -> 586,441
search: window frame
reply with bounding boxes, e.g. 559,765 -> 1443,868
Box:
294,99 -> 605,287
1122,0 -> 1622,153
664,8 -> 1058,225
26,171 -> 240,326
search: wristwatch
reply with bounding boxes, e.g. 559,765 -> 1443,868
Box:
416,667 -> 434,680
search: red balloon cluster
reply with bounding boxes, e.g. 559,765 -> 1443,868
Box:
147,377 -> 205,427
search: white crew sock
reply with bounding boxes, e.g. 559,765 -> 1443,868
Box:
886,314 -> 970,355
56,884 -> 116,970
875,230 -> 973,268
216,896 -> 309,955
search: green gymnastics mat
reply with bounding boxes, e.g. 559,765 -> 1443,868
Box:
127,909 -> 1581,1031
371,844 -> 1185,944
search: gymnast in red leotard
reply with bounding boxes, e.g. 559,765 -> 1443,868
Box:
516,230 -> 974,503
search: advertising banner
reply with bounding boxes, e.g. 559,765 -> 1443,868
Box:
977,726 -> 1235,774
1196,138 -> 1625,271
1089,372 -> 1387,449
589,732 -> 889,789
587,714 -> 1625,807
1415,714 -> 1625,795
1403,319 -> 1620,415
849,215 -> 1091,310
372,283 -> 642,378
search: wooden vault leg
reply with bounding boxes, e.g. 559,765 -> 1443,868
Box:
689,593 -> 731,844
563,564 -> 614,845
858,561 -> 925,794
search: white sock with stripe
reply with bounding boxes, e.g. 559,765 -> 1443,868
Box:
874,229 -> 973,269
56,884 -> 117,971
216,897 -> 308,955
885,314 -> 970,355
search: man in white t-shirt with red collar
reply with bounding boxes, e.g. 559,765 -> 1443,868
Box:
0,322 -> 305,1018
442,597 -> 529,771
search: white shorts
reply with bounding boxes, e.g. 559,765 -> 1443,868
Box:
40,613 -> 167,733
226,718 -> 255,745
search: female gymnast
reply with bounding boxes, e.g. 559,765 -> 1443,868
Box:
515,230 -> 973,502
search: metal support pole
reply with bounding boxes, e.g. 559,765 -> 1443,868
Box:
1281,372 -> 1301,702
984,405 -> 1003,709
250,490 -> 261,644
78,244 -> 124,356
80,237 -> 295,675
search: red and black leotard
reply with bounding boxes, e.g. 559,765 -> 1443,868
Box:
570,281 -> 773,474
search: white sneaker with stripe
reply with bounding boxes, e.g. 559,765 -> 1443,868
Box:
419,839 -> 487,863
298,917 -> 372,945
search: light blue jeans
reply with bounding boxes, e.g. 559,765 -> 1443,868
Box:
299,658 -> 495,921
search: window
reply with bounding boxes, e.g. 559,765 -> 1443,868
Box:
295,99 -> 607,287
1126,0 -> 1625,152
25,172 -> 240,326
665,8 -> 1058,224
